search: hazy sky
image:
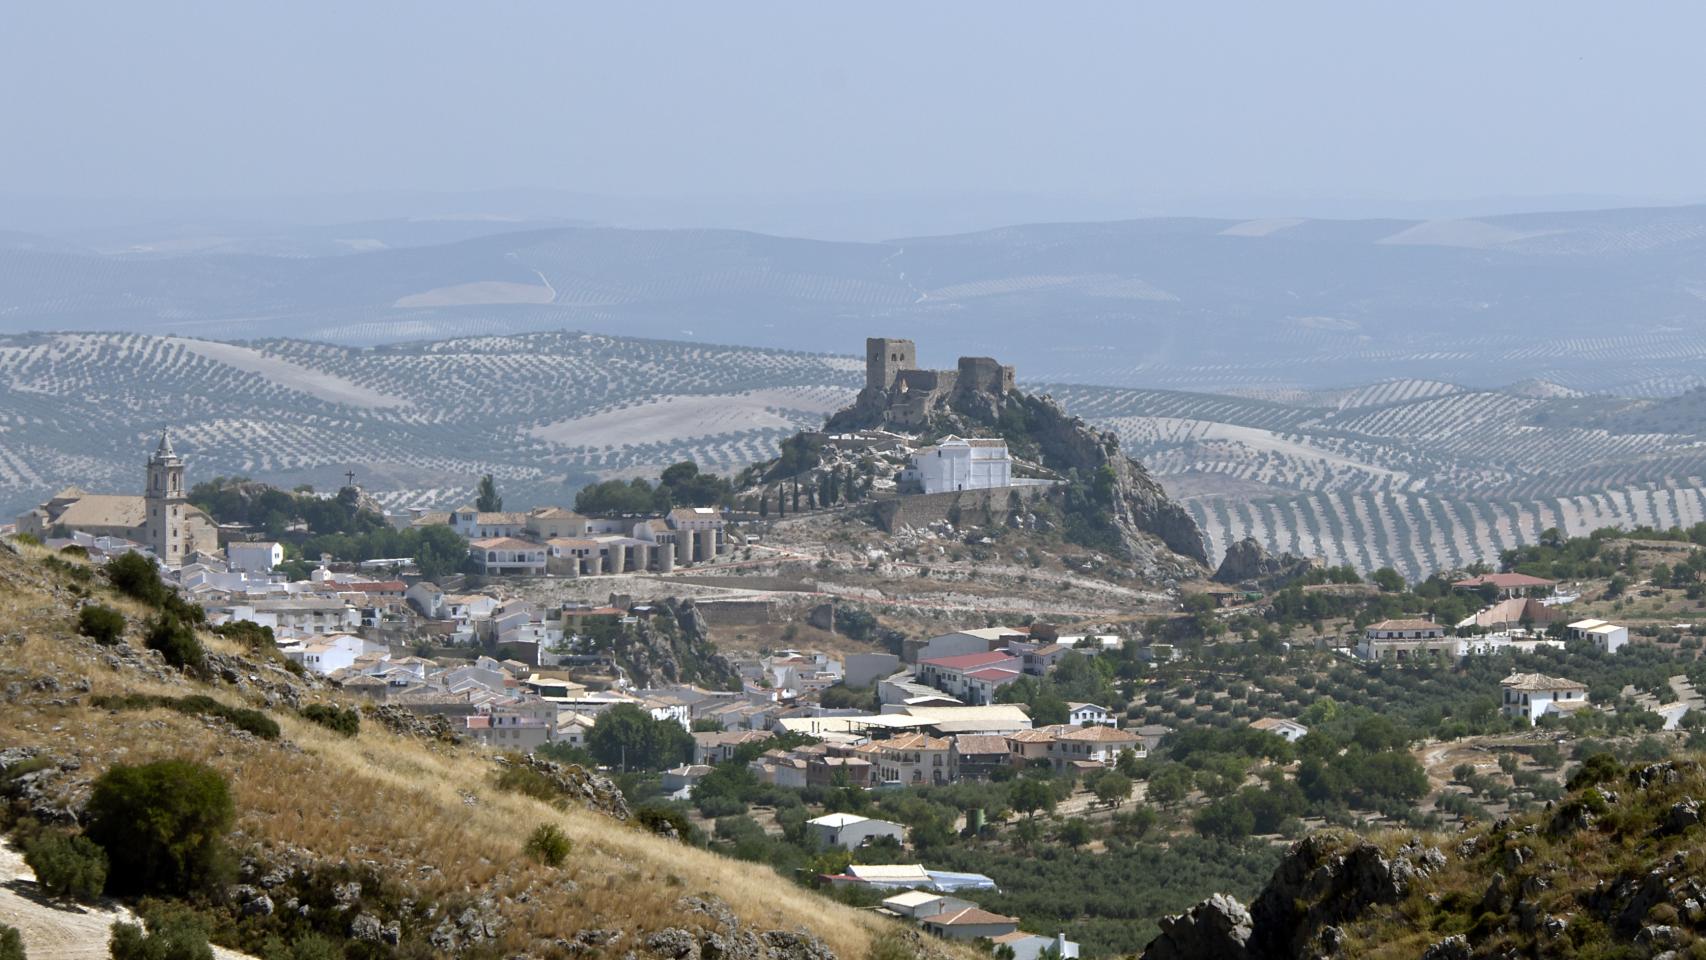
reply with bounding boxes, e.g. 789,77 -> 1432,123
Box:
3,2 -> 1704,231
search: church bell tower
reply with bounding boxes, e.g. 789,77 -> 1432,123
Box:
144,430 -> 188,565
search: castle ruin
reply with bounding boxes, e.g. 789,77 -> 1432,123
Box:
862,337 -> 1016,428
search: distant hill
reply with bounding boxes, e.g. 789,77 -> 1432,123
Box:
8,330 -> 1706,580
7,205 -> 1706,391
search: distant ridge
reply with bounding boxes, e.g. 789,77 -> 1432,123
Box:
6,204 -> 1706,389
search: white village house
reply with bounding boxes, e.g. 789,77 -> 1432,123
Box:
1501,673 -> 1590,725
1567,619 -> 1629,654
805,813 -> 907,850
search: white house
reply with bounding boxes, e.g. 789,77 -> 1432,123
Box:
469,538 -> 547,576
283,633 -> 365,676
921,907 -> 1020,941
991,932 -> 1080,960
1249,717 -> 1310,742
1357,618 -> 1456,661
221,597 -> 359,636
451,508 -> 529,539
880,890 -> 976,921
1567,619 -> 1629,654
1067,702 -> 1115,726
226,541 -> 284,574
916,651 -> 1024,703
902,438 -> 1013,494
806,813 -> 907,850
1501,672 -> 1590,725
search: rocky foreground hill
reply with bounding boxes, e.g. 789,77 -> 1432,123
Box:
1143,756 -> 1706,960
0,541 -> 966,959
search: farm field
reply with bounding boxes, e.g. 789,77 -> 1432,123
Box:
1052,378 -> 1706,580
6,329 -> 1706,583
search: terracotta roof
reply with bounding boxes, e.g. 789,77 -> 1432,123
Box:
881,732 -> 950,751
1502,672 -> 1586,692
965,666 -> 1023,682
55,495 -> 146,529
923,907 -> 1018,927
1007,730 -> 1055,743
1057,725 -> 1138,743
920,651 -> 1021,671
952,734 -> 1011,755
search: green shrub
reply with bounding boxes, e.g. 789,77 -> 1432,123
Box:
85,759 -> 234,897
495,763 -> 562,805
78,604 -> 126,645
0,923 -> 23,960
258,933 -> 341,960
106,551 -> 168,606
90,693 -> 279,741
299,704 -> 359,738
524,823 -> 572,867
635,804 -> 694,839
144,615 -> 204,672
23,831 -> 108,901
1567,752 -> 1624,791
109,902 -> 213,960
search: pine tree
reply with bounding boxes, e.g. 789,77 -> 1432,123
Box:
476,474 -> 502,512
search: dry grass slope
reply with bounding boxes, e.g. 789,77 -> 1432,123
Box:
0,544 -> 971,959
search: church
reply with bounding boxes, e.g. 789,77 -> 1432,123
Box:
14,431 -> 215,566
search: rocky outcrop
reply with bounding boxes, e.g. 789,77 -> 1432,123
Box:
634,895 -> 841,960
1212,536 -> 1319,588
1141,834 -> 1447,960
612,599 -> 740,690
1143,893 -> 1253,960
495,753 -> 631,821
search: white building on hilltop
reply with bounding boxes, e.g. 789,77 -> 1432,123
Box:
902,438 -> 1012,494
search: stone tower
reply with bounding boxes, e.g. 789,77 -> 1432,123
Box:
865,337 -> 916,392
143,430 -> 189,565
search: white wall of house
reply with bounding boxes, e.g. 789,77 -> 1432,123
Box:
226,541 -> 283,573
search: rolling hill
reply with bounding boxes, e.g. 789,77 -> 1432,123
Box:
6,205 -> 1706,392
6,330 -> 1706,581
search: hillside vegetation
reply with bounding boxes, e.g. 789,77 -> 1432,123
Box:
1143,753 -> 1706,959
0,541 -> 959,960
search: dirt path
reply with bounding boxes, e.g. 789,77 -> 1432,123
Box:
0,841 -> 255,960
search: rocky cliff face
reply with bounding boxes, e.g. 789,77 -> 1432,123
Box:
1212,536 -> 1319,588
611,598 -> 741,690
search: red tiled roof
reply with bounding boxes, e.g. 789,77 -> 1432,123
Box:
920,651 -> 1021,671
923,907 -> 1018,927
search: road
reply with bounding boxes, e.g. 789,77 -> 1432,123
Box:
0,841 -> 255,960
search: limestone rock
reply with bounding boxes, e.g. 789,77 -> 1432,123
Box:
1142,893 -> 1254,960
1212,536 -> 1318,588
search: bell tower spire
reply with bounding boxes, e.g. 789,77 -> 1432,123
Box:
144,430 -> 188,564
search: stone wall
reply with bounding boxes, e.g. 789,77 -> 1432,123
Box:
870,483 -> 1053,532
692,598 -> 775,626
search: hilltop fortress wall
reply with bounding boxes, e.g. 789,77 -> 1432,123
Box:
871,483 -> 1052,532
